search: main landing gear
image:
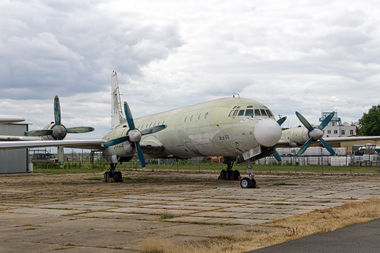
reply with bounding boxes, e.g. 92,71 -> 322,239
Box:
104,163 -> 123,182
240,160 -> 258,189
218,162 -> 241,180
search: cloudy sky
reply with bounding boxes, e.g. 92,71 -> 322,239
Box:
1,0 -> 380,138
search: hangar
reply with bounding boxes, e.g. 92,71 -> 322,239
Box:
0,122 -> 30,174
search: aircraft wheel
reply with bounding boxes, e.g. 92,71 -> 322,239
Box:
219,170 -> 226,180
250,178 -> 256,188
114,171 -> 123,182
240,177 -> 252,188
225,170 -> 232,180
104,171 -> 109,182
233,170 -> 240,180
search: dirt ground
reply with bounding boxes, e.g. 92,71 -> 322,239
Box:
1,170 -> 379,252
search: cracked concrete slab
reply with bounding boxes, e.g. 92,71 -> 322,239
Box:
1,171 -> 379,252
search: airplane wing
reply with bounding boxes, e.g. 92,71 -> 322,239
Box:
0,135 -> 42,141
0,139 -> 106,151
276,135 -> 380,148
323,136 -> 380,143
0,115 -> 25,123
140,136 -> 165,157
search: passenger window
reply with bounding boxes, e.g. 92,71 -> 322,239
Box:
245,109 -> 253,116
198,114 -> 201,120
254,109 -> 261,116
190,115 -> 193,121
157,122 -> 161,125
204,112 -> 209,119
238,110 -> 245,116
266,110 -> 273,117
260,109 -> 267,116
184,116 -> 188,122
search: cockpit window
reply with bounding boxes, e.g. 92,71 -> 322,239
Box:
238,110 -> 245,116
245,109 -> 253,117
254,109 -> 261,116
260,109 -> 267,116
266,110 -> 273,117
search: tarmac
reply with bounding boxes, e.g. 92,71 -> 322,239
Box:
0,170 -> 379,252
251,218 -> 380,253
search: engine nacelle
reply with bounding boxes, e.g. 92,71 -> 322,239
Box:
123,141 -> 134,153
282,127 -> 309,146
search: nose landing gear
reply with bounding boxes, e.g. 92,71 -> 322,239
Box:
240,159 -> 258,188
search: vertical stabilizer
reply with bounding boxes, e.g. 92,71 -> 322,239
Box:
111,71 -> 126,130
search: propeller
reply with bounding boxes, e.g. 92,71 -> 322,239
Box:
102,101 -> 167,168
295,111 -> 335,157
23,96 -> 95,165
272,116 -> 287,162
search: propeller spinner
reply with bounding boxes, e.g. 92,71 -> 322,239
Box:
295,111 -> 335,157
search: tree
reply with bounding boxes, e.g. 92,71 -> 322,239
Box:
359,105 -> 380,136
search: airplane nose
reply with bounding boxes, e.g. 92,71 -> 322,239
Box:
254,118 -> 282,147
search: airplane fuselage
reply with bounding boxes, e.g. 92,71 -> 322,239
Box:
103,97 -> 281,161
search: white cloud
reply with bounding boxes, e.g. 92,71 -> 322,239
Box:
1,0 -> 380,137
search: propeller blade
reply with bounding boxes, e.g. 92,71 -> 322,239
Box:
140,125 -> 167,135
297,137 -> 313,157
54,95 -> 61,126
295,112 -> 314,131
135,142 -> 146,168
57,146 -> 64,166
318,111 -> 335,130
277,116 -> 287,126
273,150 -> 281,162
23,130 -> 53,136
66,127 -> 95,133
320,138 -> 336,156
123,102 -> 135,130
102,136 -> 130,147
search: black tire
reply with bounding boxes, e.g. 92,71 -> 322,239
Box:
240,177 -> 252,188
114,171 -> 123,182
104,171 -> 109,182
225,170 -> 232,180
233,170 -> 240,180
219,170 -> 226,180
249,178 -> 256,188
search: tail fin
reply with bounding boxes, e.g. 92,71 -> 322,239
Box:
111,71 -> 126,130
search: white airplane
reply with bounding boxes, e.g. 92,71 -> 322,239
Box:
0,115 -> 25,123
2,71 -> 380,188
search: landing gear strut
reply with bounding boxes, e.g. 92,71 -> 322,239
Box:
218,162 -> 241,180
240,159 -> 258,188
104,163 -> 123,182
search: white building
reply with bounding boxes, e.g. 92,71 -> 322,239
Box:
320,111 -> 357,138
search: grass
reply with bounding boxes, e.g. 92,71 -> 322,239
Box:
31,159 -> 380,175
159,212 -> 179,220
272,182 -> 298,186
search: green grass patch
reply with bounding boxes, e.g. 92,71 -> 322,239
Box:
159,212 -> 179,220
31,158 -> 380,175
272,182 -> 298,186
